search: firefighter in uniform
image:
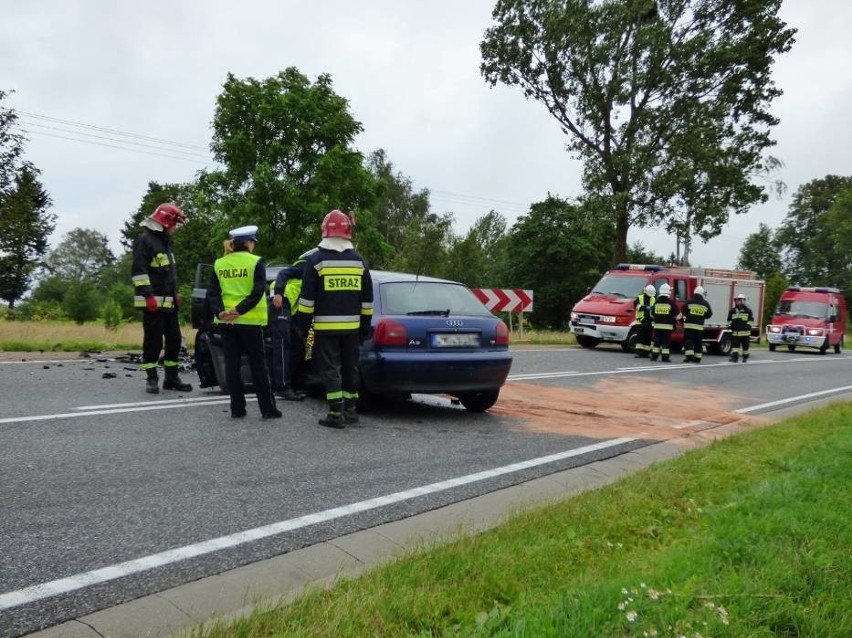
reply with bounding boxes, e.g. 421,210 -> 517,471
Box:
131,202 -> 193,394
268,249 -> 316,401
208,225 -> 281,419
682,286 -> 712,363
633,284 -> 656,358
296,210 -> 373,429
650,283 -> 680,362
727,293 -> 754,362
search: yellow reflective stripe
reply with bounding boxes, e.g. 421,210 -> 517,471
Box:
313,321 -> 360,331
297,303 -> 315,315
132,274 -> 151,285
318,266 -> 364,276
361,308 -> 374,316
149,253 -> 172,268
684,323 -> 704,331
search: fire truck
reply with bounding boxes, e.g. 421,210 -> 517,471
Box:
569,264 -> 765,356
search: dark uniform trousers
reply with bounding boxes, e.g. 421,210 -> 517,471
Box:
684,329 -> 704,360
636,318 -> 653,354
313,332 -> 360,405
269,304 -> 293,392
220,324 -> 277,415
142,310 -> 182,367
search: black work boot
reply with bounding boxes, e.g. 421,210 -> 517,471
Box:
683,355 -> 694,363
729,353 -> 739,363
145,368 -> 159,394
742,353 -> 750,363
319,401 -> 345,429
163,367 -> 193,392
343,400 -> 359,425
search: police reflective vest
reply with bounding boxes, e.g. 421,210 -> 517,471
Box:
213,251 -> 267,325
683,296 -> 713,331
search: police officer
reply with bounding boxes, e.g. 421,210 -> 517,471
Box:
208,225 -> 281,419
296,210 -> 373,428
727,293 -> 754,362
682,286 -> 713,363
269,249 -> 316,401
633,284 -> 656,358
131,202 -> 193,394
650,283 -> 680,362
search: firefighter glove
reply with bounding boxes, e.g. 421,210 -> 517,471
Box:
145,296 -> 159,313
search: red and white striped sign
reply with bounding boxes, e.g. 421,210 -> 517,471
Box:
472,288 -> 534,313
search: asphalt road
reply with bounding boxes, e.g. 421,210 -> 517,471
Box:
1,344 -> 850,637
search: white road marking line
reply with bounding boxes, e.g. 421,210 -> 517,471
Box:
0,437 -> 636,611
735,385 -> 852,413
0,399 -> 238,424
74,396 -> 230,410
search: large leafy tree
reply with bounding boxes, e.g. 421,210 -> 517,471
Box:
776,175 -> 852,292
481,0 -> 795,264
45,228 -> 115,283
0,165 -> 55,308
502,196 -> 615,328
444,211 -> 509,287
0,91 -> 56,308
205,67 -> 379,263
736,222 -> 782,281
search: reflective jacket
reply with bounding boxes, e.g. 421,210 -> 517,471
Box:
652,296 -> 680,331
727,304 -> 753,337
297,246 -> 373,334
131,229 -> 178,310
209,250 -> 268,326
634,292 -> 656,322
683,296 -> 713,331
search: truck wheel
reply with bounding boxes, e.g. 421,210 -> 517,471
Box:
712,333 -> 732,356
621,327 -> 639,352
835,337 -> 843,354
768,343 -> 776,352
575,335 -> 600,349
787,344 -> 796,352
819,341 -> 828,355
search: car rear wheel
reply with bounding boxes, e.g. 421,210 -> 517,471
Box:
458,389 -> 500,412
575,335 -> 599,349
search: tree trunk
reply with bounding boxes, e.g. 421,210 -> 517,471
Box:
613,206 -> 629,266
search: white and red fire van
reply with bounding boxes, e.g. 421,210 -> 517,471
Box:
766,286 -> 847,354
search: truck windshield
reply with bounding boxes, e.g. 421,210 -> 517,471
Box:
589,274 -> 647,299
776,300 -> 828,319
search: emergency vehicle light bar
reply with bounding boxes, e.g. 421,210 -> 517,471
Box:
615,264 -> 664,272
787,286 -> 840,293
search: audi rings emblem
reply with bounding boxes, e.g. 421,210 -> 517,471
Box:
446,319 -> 464,327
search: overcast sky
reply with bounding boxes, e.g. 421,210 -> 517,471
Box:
2,0 -> 850,270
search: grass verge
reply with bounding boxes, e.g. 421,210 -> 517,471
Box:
193,403 -> 851,637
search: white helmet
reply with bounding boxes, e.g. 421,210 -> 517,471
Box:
659,283 -> 671,296
644,284 -> 655,296
735,293 -> 747,302
694,286 -> 705,296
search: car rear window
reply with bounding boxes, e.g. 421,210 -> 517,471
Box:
380,281 -> 492,316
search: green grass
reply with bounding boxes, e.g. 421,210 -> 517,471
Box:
192,403 -> 852,637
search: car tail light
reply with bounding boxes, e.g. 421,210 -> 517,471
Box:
495,320 -> 509,345
373,317 -> 407,346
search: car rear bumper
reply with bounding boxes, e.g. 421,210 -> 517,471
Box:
360,350 -> 513,395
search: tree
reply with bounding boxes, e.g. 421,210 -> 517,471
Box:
501,196 -> 615,328
388,212 -> 455,278
205,67 -> 379,263
737,223 -> 782,280
625,242 -> 665,266
763,270 -> 788,327
444,211 -> 508,287
776,175 -> 852,290
481,0 -> 796,264
62,280 -> 100,325
45,228 -> 115,283
0,165 -> 55,308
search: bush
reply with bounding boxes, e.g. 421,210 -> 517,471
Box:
62,281 -> 101,325
14,299 -> 66,321
102,299 -> 123,329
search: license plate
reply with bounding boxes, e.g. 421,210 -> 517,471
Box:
432,333 -> 479,347
574,327 -> 584,334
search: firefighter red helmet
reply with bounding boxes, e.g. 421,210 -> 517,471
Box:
321,209 -> 353,239
150,203 -> 186,230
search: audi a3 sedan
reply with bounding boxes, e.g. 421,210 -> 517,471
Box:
192,267 -> 513,412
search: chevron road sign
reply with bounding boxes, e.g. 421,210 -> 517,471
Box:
471,288 -> 534,313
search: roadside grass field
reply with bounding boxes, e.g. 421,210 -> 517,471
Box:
0,320 -> 179,353
192,403 -> 852,638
